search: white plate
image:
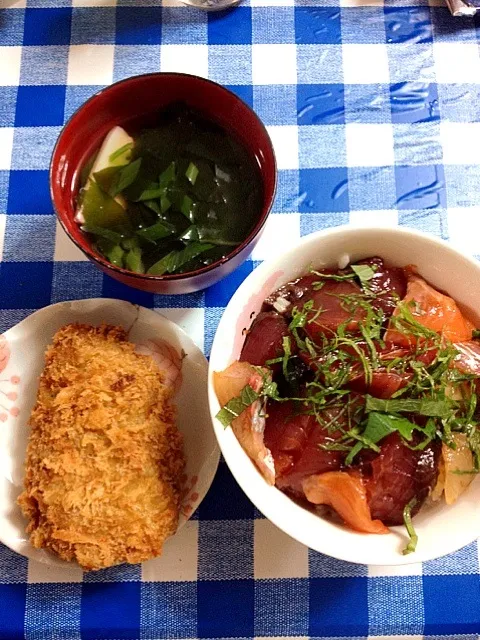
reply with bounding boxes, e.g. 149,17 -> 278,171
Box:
0,298 -> 220,568
209,226 -> 480,565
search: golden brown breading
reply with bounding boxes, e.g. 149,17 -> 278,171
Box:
18,323 -> 185,571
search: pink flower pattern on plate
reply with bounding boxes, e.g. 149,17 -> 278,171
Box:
180,475 -> 199,518
0,335 -> 20,422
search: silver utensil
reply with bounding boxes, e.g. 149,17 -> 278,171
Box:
178,0 -> 241,10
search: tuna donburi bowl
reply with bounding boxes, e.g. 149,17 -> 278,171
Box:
208,226 -> 480,565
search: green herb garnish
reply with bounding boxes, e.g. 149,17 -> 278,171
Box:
344,412 -> 428,464
351,264 -> 376,283
365,396 -> 453,418
215,384 -> 260,427
402,498 -> 418,555
311,263 -> 376,287
282,336 -> 291,379
311,270 -> 355,282
108,142 -> 133,163
452,469 -> 480,475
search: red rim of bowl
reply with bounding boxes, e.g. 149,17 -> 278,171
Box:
50,72 -> 277,282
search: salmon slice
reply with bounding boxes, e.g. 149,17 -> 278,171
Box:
386,273 -> 475,346
213,361 -> 275,485
302,471 -> 389,534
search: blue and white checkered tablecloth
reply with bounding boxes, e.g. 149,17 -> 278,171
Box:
1,0 -> 480,638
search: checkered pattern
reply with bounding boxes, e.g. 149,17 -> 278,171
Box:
1,0 -> 480,638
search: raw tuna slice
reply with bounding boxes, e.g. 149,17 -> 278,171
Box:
240,311 -> 292,368
361,433 -> 441,525
264,401 -> 348,495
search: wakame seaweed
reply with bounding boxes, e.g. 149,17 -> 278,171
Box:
77,103 -> 263,275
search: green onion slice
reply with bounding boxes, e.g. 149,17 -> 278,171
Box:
81,224 -> 123,244
108,142 -> 133,163
110,158 -> 142,197
125,247 -> 144,274
185,162 -> 199,185
146,242 -> 214,276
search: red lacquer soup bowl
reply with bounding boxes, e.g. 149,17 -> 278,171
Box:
50,73 -> 276,295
